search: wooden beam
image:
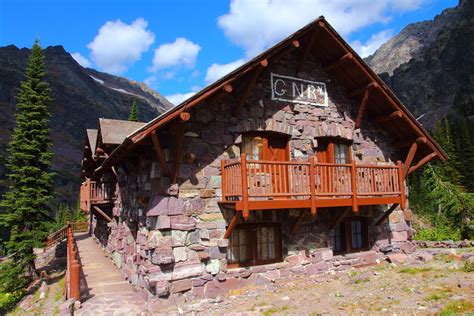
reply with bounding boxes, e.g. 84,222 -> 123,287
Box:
224,213 -> 241,239
179,112 -> 190,122
92,205 -> 112,223
233,59 -> 268,116
324,52 -> 353,72
375,110 -> 403,123
355,89 -> 370,129
290,209 -> 308,234
150,131 -> 170,177
223,84 -> 233,93
296,31 -> 318,76
171,123 -> 185,184
348,81 -> 378,98
292,40 -> 300,48
329,207 -> 351,230
375,204 -> 399,226
408,152 -> 437,175
402,137 -> 426,178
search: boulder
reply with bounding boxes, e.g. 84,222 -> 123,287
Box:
387,253 -> 407,264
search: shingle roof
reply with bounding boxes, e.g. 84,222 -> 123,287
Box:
86,129 -> 98,155
98,118 -> 146,145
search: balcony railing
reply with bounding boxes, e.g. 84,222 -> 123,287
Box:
221,154 -> 406,218
79,179 -> 115,212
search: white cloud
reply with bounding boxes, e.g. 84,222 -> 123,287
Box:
205,58 -> 245,83
165,92 -> 195,105
390,0 -> 423,12
218,0 -> 420,58
151,38 -> 201,71
87,18 -> 154,74
144,75 -> 157,87
71,52 -> 92,68
351,29 -> 393,58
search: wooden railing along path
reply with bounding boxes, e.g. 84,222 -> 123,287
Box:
44,221 -> 88,250
222,154 -> 406,218
65,225 -> 81,301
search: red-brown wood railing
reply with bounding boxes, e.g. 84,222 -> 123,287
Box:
44,224 -> 69,250
79,179 -> 115,212
222,154 -> 405,214
65,226 -> 81,301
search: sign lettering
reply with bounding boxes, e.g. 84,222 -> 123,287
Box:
271,73 -> 327,107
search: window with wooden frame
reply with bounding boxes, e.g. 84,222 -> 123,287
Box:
316,138 -> 352,164
332,216 -> 369,254
227,223 -> 282,267
242,133 -> 290,162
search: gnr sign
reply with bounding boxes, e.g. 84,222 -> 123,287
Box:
271,73 -> 328,107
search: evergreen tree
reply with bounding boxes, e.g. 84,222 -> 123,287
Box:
128,100 -> 138,121
0,40 -> 55,281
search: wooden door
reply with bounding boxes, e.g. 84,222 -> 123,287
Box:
263,136 -> 289,198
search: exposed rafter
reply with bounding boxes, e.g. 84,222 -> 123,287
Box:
292,40 -> 300,48
323,52 -> 353,72
348,81 -> 378,98
403,137 -> 427,178
375,110 -> 403,123
233,59 -> 269,117
150,131 -> 170,178
296,31 -> 318,76
355,89 -> 370,129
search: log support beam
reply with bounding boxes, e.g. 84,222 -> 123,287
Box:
329,207 -> 351,230
150,131 -> 170,177
296,32 -> 317,76
224,213 -> 241,239
233,59 -> 268,117
348,82 -> 378,98
375,204 -> 399,226
408,152 -> 437,175
403,137 -> 427,178
290,209 -> 308,234
93,205 -> 112,223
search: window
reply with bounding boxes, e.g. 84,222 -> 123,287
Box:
316,139 -> 352,164
242,134 -> 289,161
332,217 -> 369,254
242,135 -> 264,160
227,223 -> 282,267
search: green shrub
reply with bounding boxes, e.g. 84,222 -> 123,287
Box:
461,260 -> 474,272
0,290 -> 25,314
0,262 -> 29,293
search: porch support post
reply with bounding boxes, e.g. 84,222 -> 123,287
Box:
224,213 -> 241,239
240,154 -> 250,220
221,159 -> 227,202
309,156 -> 317,217
351,159 -> 359,212
151,131 -> 170,177
375,203 -> 399,226
397,160 -> 406,210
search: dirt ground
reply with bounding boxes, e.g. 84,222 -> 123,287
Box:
190,249 -> 474,315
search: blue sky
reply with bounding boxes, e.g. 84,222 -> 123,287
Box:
0,0 -> 458,104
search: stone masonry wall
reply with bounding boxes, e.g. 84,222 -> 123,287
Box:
90,47 -> 414,301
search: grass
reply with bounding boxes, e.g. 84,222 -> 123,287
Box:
440,300 -> 474,315
398,267 -> 433,275
461,260 -> 474,272
262,306 -> 289,316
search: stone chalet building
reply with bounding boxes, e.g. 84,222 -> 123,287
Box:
79,17 -> 447,301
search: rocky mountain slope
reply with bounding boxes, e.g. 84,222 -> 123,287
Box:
366,0 -> 473,129
0,45 -> 172,205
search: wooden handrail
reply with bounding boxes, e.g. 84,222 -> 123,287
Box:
65,226 -> 81,302
221,157 -> 405,212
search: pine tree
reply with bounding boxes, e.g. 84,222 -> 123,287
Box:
0,40 -> 55,281
128,100 -> 138,121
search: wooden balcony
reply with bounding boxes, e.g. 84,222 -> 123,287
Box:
220,154 -> 406,219
79,179 -> 115,212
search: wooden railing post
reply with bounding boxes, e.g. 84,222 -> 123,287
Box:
309,156 -> 317,217
351,160 -> 359,212
397,160 -> 406,210
240,154 -> 250,220
70,259 -> 80,301
221,159 -> 226,202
